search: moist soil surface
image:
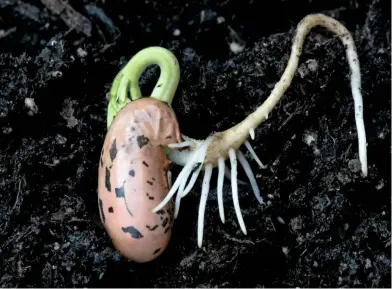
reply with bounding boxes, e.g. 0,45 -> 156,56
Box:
0,0 -> 390,287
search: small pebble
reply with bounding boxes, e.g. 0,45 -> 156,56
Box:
229,42 -> 245,54
3,127 -> 12,134
303,131 -> 317,146
376,180 -> 384,190
173,29 -> 181,36
24,98 -> 38,116
52,71 -> 62,78
217,16 -> 225,24
77,47 -> 88,58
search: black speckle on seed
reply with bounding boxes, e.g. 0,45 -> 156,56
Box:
105,167 -> 111,192
100,157 -> 103,167
146,193 -> 154,200
147,180 -> 153,186
166,135 -> 172,139
146,224 -> 158,231
109,139 -> 117,162
162,218 -> 168,227
164,226 -> 170,234
115,182 -> 133,216
115,185 -> 125,198
129,169 -> 135,177
153,248 -> 161,255
156,209 -> 165,215
98,198 -> 105,223
152,177 -> 156,181
137,135 -> 150,149
108,206 -> 114,213
122,226 -> 143,239
142,161 -> 149,167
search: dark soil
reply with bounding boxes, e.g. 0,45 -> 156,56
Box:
0,0 -> 390,287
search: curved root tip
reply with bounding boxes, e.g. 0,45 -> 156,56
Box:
237,150 -> 264,205
249,128 -> 255,140
244,141 -> 267,169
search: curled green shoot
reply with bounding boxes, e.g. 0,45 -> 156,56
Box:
107,46 -> 180,128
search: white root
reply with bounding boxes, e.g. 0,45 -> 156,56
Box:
236,150 -> 264,204
153,147 -> 202,213
174,163 -> 203,218
197,163 -> 213,248
217,157 -> 226,223
168,141 -> 193,149
244,140 -> 267,169
296,14 -> 368,176
174,170 -> 190,218
153,135 -> 215,213
180,164 -> 203,199
249,128 -> 255,140
174,137 -> 214,218
178,168 -> 189,196
229,148 -> 247,235
224,164 -> 247,185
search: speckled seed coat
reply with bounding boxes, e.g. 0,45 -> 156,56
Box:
98,97 -> 181,263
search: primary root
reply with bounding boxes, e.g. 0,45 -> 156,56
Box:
208,13 -> 368,175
